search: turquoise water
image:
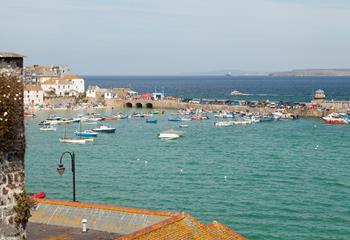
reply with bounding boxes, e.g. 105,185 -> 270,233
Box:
25,109 -> 350,240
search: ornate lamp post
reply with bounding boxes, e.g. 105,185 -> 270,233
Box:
57,151 -> 76,202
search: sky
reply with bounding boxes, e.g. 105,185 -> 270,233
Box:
1,0 -> 350,75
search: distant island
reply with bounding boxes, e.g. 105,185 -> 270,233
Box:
270,69 -> 350,77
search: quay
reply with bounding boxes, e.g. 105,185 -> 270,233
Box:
104,99 -> 341,118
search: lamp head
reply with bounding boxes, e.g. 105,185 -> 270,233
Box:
57,163 -> 65,176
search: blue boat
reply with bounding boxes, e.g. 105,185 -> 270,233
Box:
168,117 -> 181,122
146,119 -> 157,124
75,130 -> 98,137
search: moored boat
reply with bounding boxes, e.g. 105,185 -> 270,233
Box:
158,130 -> 184,140
59,138 -> 86,144
146,119 -> 157,124
92,125 -> 116,133
39,126 -> 57,131
322,113 -> 348,124
75,130 -> 98,137
214,121 -> 234,127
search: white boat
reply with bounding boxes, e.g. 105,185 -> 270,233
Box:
92,125 -> 116,133
158,130 -> 184,139
39,126 -> 57,131
179,124 -> 189,128
59,138 -> 86,144
214,121 -> 233,127
233,119 -> 252,125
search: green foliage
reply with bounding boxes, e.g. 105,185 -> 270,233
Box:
14,192 -> 37,229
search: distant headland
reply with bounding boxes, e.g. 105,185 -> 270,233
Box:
270,69 -> 350,77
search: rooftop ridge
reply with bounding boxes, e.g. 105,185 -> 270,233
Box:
118,213 -> 186,240
35,199 -> 178,217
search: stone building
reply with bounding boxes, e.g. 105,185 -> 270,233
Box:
0,52 -> 24,75
0,53 -> 26,239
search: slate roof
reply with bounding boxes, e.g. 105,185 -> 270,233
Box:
0,52 -> 24,58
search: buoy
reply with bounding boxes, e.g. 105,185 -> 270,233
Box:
180,169 -> 183,173
224,176 -> 227,181
145,160 -> 148,165
137,158 -> 140,161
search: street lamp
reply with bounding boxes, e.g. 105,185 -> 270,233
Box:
57,151 -> 76,202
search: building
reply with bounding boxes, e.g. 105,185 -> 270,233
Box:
23,84 -> 44,106
28,199 -> 246,240
152,92 -> 164,100
0,52 -> 24,75
24,64 -> 70,84
41,77 -> 85,97
313,89 -> 326,102
86,86 -> 138,100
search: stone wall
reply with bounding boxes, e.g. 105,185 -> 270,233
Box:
0,74 -> 25,239
0,58 -> 23,75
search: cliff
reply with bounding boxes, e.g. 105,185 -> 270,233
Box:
270,69 -> 350,77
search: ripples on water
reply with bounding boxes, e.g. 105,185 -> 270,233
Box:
25,110 -> 350,240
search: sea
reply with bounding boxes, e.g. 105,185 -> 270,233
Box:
25,76 -> 350,240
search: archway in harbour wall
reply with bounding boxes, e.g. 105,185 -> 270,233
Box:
136,103 -> 143,108
125,102 -> 133,108
146,103 -> 153,109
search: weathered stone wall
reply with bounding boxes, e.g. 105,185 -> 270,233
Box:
0,58 -> 23,75
0,74 -> 25,239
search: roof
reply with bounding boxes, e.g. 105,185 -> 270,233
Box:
24,85 -> 43,91
29,199 -> 246,240
0,52 -> 24,58
41,78 -> 73,85
63,74 -> 81,80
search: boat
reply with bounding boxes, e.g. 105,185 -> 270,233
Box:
75,130 -> 98,137
259,117 -> 274,122
232,119 -> 253,125
92,125 -> 116,133
59,138 -> 86,144
104,115 -> 119,120
230,90 -> 249,96
168,117 -> 181,122
158,130 -> 184,139
322,113 -> 348,124
179,124 -> 189,128
39,125 -> 57,131
59,123 -> 87,144
214,121 -> 233,127
30,192 -> 46,199
146,119 -> 157,124
180,117 -> 192,121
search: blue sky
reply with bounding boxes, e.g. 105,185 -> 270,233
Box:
1,0 -> 350,75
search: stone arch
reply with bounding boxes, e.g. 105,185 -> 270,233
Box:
125,102 -> 133,108
136,103 -> 143,108
146,103 -> 153,109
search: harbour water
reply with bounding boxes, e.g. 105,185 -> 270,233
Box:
25,76 -> 350,240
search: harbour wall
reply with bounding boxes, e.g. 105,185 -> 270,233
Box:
105,99 -> 332,117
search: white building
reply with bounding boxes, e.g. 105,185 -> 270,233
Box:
23,85 -> 44,106
40,76 -> 85,97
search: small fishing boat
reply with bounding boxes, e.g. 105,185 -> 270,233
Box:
146,119 -> 158,124
39,125 -> 57,131
158,130 -> 184,140
59,138 -> 86,144
168,117 -> 181,122
75,130 -> 98,137
214,121 -> 233,127
179,124 -> 189,128
59,123 -> 87,144
104,115 -> 119,120
259,117 -> 274,122
323,113 -> 348,124
92,125 -> 116,133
